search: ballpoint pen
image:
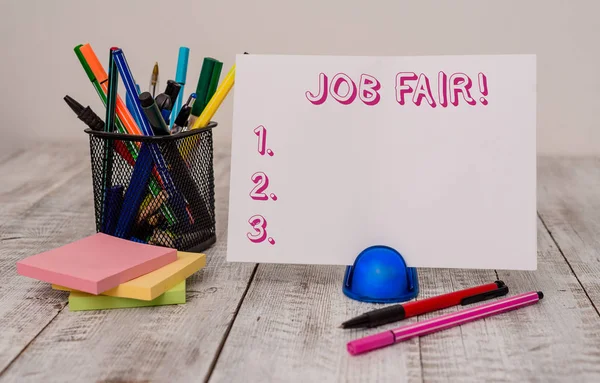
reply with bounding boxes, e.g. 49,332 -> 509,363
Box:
150,62 -> 159,98
341,281 -> 509,329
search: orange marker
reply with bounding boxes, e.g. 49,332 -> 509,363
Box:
78,44 -> 143,136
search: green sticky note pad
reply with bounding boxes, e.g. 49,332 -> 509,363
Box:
68,281 -> 186,311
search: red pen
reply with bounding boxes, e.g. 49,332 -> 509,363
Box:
340,281 -> 508,329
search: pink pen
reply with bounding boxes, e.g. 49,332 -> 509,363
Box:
347,291 -> 543,355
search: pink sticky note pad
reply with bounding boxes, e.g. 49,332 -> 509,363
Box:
16,233 -> 177,295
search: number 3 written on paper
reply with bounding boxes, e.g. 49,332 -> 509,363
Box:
247,125 -> 276,245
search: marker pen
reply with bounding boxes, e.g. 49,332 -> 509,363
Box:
63,95 -> 104,131
139,91 -> 170,136
172,93 -> 197,134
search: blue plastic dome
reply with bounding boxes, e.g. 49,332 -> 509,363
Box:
342,245 -> 419,303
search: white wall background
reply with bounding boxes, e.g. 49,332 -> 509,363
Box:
0,0 -> 599,155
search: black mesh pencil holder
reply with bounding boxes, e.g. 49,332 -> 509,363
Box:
85,122 -> 217,252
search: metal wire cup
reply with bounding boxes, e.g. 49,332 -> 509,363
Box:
85,123 -> 217,252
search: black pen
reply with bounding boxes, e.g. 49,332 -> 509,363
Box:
340,281 -> 509,329
172,93 -> 197,134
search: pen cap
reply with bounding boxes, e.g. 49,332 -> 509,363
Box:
176,47 -> 190,83
139,91 -> 170,135
165,80 -> 182,103
347,331 -> 395,356
155,93 -> 173,111
74,45 -> 96,82
174,105 -> 192,127
343,246 -> 419,303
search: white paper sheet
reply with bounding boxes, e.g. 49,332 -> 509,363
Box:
227,54 -> 536,270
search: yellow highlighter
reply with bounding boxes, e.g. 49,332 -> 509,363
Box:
191,64 -> 236,130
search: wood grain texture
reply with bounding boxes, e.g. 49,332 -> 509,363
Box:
0,144 -> 91,372
418,217 -> 600,382
538,157 -> 600,310
211,158 -> 600,382
210,263 -> 423,383
2,152 -> 600,382
0,151 -> 257,383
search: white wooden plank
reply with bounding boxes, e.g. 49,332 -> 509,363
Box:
2,151 -> 600,382
1,152 -> 257,382
0,144 -> 90,372
0,144 -> 88,218
210,263 -> 423,383
537,157 -> 600,309
211,157 -> 600,382
416,268 -> 498,382
418,218 -> 600,382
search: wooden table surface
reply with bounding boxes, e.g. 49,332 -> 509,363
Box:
1,143 -> 600,382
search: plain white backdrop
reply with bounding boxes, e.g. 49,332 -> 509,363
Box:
0,0 -> 598,155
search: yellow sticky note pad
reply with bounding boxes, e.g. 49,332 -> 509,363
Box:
53,251 -> 205,301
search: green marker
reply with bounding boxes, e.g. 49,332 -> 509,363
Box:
205,61 -> 223,105
189,57 -> 218,126
73,45 -> 176,226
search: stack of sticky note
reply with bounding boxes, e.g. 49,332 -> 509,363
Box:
16,233 -> 206,311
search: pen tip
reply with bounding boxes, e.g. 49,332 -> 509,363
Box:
63,95 -> 83,113
537,291 -> 544,299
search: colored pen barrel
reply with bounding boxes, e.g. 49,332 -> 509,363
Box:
139,92 -> 170,136
170,47 -> 190,129
112,48 -> 189,226
99,48 -> 119,229
74,44 -> 176,225
190,58 -> 218,119
191,64 -> 235,130
164,80 -> 181,106
347,291 -> 543,355
340,281 -> 507,329
402,281 -> 505,318
173,93 -> 196,133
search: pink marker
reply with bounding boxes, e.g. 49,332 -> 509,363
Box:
347,291 -> 543,355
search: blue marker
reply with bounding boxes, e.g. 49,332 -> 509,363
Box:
170,47 -> 190,129
112,48 -> 189,236
113,143 -> 153,238
125,84 -> 142,127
